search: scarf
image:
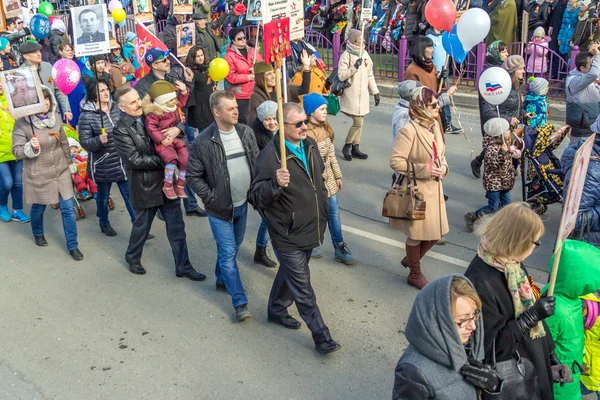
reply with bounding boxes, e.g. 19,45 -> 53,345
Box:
155,103 -> 177,113
477,239 -> 546,339
419,58 -> 434,73
31,111 -> 57,130
346,41 -> 363,57
409,86 -> 436,128
487,40 -> 504,61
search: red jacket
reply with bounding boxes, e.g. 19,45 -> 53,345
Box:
142,90 -> 189,145
224,44 -> 263,100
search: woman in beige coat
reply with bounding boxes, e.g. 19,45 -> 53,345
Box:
11,86 -> 83,261
389,86 -> 449,290
337,29 -> 380,162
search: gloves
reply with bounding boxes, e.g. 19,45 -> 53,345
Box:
354,58 -> 363,69
515,296 -> 556,335
374,93 -> 380,106
440,68 -> 449,80
459,359 -> 501,393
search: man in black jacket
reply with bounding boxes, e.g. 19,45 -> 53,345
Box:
250,103 -> 340,355
187,90 -> 260,322
112,85 -> 206,281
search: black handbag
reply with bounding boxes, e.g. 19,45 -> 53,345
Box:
325,67 -> 351,96
481,340 -> 541,400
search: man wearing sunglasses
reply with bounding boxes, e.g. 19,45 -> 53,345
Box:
1,18 -> 31,65
250,103 -> 340,355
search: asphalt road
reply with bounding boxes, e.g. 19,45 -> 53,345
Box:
0,98 -> 568,400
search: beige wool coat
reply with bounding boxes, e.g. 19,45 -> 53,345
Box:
389,120 -> 449,241
337,50 -> 379,116
12,111 -> 74,205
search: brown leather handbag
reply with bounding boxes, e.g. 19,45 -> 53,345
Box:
382,163 -> 426,220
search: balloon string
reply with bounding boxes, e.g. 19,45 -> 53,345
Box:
450,94 -> 476,160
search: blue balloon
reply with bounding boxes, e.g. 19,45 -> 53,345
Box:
30,14 -> 50,40
442,24 -> 467,64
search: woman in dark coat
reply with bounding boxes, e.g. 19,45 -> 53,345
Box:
472,53 -> 524,178
184,46 -> 215,132
78,77 -> 135,236
465,203 -> 572,400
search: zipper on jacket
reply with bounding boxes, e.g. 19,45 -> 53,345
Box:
309,147 -> 320,243
211,135 -> 234,222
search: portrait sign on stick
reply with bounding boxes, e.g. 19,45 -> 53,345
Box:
0,66 -> 47,119
176,23 -> 195,57
71,4 -> 111,57
134,0 -> 154,23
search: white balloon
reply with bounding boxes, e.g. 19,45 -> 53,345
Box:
478,67 -> 512,106
457,8 -> 491,51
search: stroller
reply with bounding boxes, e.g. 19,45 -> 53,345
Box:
520,123 -> 571,215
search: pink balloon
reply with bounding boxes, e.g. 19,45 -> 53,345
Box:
424,0 -> 456,32
108,0 -> 123,12
51,59 -> 81,95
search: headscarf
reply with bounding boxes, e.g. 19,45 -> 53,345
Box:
477,239 -> 546,339
486,40 -> 504,61
409,86 -> 436,129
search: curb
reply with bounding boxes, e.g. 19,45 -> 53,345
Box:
378,84 -> 566,122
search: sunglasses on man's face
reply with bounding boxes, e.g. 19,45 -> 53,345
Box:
155,58 -> 168,64
285,119 -> 309,128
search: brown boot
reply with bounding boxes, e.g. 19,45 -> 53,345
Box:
405,244 -> 429,290
175,178 -> 188,198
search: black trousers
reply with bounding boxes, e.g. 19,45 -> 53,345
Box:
125,199 -> 193,274
237,99 -> 250,125
268,250 -> 331,343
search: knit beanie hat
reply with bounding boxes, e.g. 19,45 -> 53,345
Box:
254,61 -> 274,74
302,93 -> 327,116
502,55 -> 525,74
348,29 -> 362,44
533,27 -> 545,38
257,100 -> 278,122
51,18 -> 66,33
149,80 -> 177,105
484,118 -> 510,137
397,80 -> 422,101
125,32 -> 137,42
0,37 -> 9,52
68,137 -> 81,149
528,76 -> 549,95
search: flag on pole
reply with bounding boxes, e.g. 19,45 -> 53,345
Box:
135,20 -> 169,79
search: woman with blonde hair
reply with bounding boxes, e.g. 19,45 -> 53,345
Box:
389,86 -> 449,290
393,274 -> 502,398
465,202 -> 566,399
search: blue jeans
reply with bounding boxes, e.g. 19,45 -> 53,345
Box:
0,160 -> 23,210
31,195 -> 78,251
208,202 -> 249,308
257,217 -> 270,248
328,194 -> 344,245
581,382 -> 600,399
475,190 -> 511,217
96,181 -> 135,226
183,184 -> 200,212
441,104 -> 452,131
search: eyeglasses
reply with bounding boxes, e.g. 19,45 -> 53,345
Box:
236,36 -> 246,41
533,240 -> 541,248
455,310 -> 480,328
285,119 -> 309,128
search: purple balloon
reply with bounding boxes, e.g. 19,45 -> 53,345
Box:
51,59 -> 81,95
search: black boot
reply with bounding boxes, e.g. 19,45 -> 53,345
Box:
254,246 -> 277,268
351,144 -> 368,160
342,144 -> 353,161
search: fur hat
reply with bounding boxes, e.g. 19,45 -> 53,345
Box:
397,80 -> 422,101
302,93 -> 327,116
148,80 -> 177,105
502,55 -> 525,74
484,118 -> 510,137
528,76 -> 549,95
257,100 -> 278,122
254,61 -> 274,74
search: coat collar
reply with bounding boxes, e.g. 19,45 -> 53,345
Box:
409,120 -> 443,159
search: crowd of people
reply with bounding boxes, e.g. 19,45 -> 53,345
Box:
1,0 -> 600,398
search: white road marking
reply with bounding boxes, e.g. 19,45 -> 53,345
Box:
342,225 -> 471,268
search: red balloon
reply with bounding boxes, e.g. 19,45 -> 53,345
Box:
424,0 -> 456,32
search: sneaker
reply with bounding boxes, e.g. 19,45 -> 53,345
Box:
235,304 -> 252,321
445,125 -> 464,135
81,189 -> 92,200
0,205 -> 11,222
11,210 -> 30,223
311,247 -> 324,259
334,242 -> 355,265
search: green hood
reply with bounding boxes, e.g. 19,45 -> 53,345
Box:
547,239 -> 600,299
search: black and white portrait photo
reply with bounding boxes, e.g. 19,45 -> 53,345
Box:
0,66 -> 47,119
246,0 -> 262,21
71,4 -> 111,57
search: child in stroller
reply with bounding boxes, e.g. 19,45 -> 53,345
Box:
521,123 -> 571,214
68,138 -> 98,200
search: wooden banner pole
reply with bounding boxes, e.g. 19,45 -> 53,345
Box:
547,241 -> 563,296
275,67 -> 287,179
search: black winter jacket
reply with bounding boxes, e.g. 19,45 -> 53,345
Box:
401,0 -> 426,44
185,67 -> 215,130
465,256 -> 556,400
187,122 -> 260,221
250,134 -> 328,253
528,1 -> 552,33
79,100 -> 127,183
113,113 -> 165,209
162,17 -> 178,55
250,118 -> 275,151
48,29 -> 66,63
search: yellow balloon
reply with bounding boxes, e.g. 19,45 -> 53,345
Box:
208,58 -> 230,82
112,7 -> 126,23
